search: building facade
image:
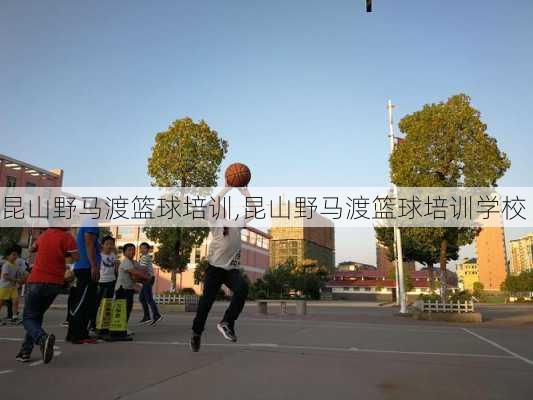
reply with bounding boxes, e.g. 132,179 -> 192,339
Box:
476,226 -> 508,291
111,225 -> 270,294
510,233 -> 533,274
325,268 -> 450,301
456,258 -> 479,291
0,154 -> 64,253
269,215 -> 335,270
0,153 -> 63,188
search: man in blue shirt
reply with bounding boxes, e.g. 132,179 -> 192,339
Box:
66,219 -> 101,344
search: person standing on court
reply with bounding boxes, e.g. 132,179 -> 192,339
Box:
138,242 -> 163,326
67,217 -> 101,344
190,175 -> 256,352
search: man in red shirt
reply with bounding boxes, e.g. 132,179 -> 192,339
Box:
16,227 -> 78,364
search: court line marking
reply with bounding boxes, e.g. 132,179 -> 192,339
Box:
462,328 -> 533,366
0,336 -> 522,362
0,337 -> 66,343
127,339 -> 516,360
0,370 -> 13,375
29,351 -> 62,367
114,318 -> 472,335
352,347 -> 513,359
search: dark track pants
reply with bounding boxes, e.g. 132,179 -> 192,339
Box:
67,269 -> 97,341
192,266 -> 248,335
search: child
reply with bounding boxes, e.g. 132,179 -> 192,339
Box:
0,246 -> 24,323
138,242 -> 162,325
93,236 -> 117,330
115,243 -> 148,324
17,227 -> 78,363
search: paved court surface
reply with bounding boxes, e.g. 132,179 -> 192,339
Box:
1,302 -> 533,400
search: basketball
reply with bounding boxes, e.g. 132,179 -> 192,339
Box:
225,163 -> 251,187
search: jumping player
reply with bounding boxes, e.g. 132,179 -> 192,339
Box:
190,185 -> 255,352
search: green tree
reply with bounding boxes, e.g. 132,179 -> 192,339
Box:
262,260 -> 295,299
473,281 -> 484,298
259,259 -> 330,300
375,227 -> 461,293
390,94 -> 510,301
292,259 -> 330,299
194,257 -> 210,286
387,265 -> 414,292
145,117 -> 228,291
501,271 -> 533,293
0,227 -> 22,255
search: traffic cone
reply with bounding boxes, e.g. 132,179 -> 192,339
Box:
95,297 -> 113,338
107,288 -> 132,342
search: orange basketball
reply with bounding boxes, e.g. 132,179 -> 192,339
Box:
225,163 -> 251,187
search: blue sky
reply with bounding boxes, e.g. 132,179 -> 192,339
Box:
1,0 -> 532,264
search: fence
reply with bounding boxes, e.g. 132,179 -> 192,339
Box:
154,294 -> 199,305
414,300 -> 475,313
508,292 -> 533,302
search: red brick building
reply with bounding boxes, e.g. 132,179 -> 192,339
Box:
0,153 -> 63,187
325,268 -> 456,301
0,153 -> 64,251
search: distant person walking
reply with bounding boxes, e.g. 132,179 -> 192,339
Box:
16,227 -> 78,364
138,242 -> 162,326
0,246 -> 25,324
1,244 -> 28,323
67,218 -> 100,344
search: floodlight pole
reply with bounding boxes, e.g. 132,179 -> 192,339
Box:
387,100 -> 408,314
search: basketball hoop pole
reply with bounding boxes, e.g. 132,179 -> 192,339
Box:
387,99 -> 407,314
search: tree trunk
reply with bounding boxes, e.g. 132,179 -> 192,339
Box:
439,239 -> 448,303
179,271 -> 183,293
427,263 -> 435,293
171,270 -> 177,292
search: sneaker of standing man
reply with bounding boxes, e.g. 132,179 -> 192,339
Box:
18,227 -> 78,363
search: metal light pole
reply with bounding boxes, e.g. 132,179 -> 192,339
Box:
387,100 -> 408,314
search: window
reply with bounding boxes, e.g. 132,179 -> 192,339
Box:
241,230 -> 249,242
6,176 -> 16,187
256,235 -> 263,248
262,238 -> 269,250
249,231 -> 257,246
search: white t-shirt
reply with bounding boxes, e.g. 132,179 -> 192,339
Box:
99,253 -> 116,283
115,258 -> 136,290
207,221 -> 243,270
0,261 -> 18,289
